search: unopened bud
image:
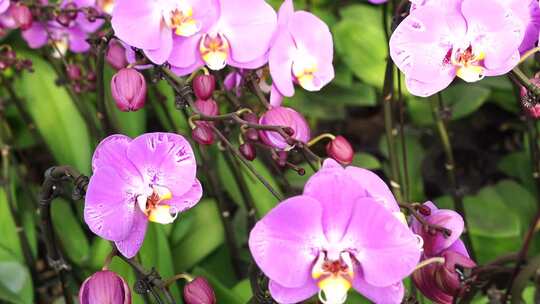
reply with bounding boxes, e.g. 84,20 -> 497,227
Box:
106,39 -> 128,70
183,277 -> 216,304
240,143 -> 256,161
242,112 -> 259,142
194,99 -> 218,117
326,135 -> 354,165
192,125 -> 214,145
193,74 -> 216,100
79,271 -> 131,304
111,68 -> 146,112
66,64 -> 82,81
435,251 -> 476,297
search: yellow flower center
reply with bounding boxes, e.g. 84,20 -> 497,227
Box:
199,33 -> 230,71
451,46 -> 485,83
312,251 -> 354,304
98,0 -> 114,14
137,185 -> 177,224
51,37 -> 69,59
292,51 -> 319,91
163,1 -> 200,37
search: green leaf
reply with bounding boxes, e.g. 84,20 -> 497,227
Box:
14,52 -> 92,173
51,199 -> 90,266
0,188 -> 23,263
232,279 -> 252,303
497,152 -> 536,195
442,84 -> 491,120
0,247 -> 33,304
464,185 -> 521,238
172,199 -> 224,270
352,152 -> 381,170
334,5 -> 387,88
493,180 -> 537,234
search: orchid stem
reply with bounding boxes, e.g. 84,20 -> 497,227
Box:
431,94 -> 475,260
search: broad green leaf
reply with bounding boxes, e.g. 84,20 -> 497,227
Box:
14,52 -> 92,173
0,188 -> 23,262
88,238 -> 113,271
464,186 -> 521,238
157,80 -> 190,134
334,5 -> 387,88
232,279 -> 252,303
442,84 -> 491,120
352,152 -> 381,170
172,199 -> 224,270
497,152 -> 536,195
493,180 -> 537,234
0,247 -> 33,304
108,256 -> 142,304
51,199 -> 90,265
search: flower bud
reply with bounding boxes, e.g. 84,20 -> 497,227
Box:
326,136 -> 354,165
242,112 -> 259,142
192,125 -> 214,145
435,250 -> 476,297
11,4 -> 32,30
79,270 -> 131,304
193,74 -> 216,100
106,39 -> 128,70
194,99 -> 218,117
183,277 -> 216,304
527,104 -> 540,119
240,143 -> 256,161
66,64 -> 82,81
111,68 -> 146,112
259,107 -> 310,150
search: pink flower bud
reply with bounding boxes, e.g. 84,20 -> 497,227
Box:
12,4 -> 32,30
106,39 -> 128,70
192,125 -> 214,145
259,107 -> 310,150
194,99 -> 218,117
435,251 -> 476,297
111,68 -> 146,112
242,112 -> 259,142
239,143 -> 256,161
326,135 -> 354,165
79,270 -> 131,304
193,74 -> 216,100
183,277 -> 216,304
527,104 -> 540,119
66,64 -> 82,81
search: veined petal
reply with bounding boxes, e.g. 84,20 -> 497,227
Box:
269,31 -> 295,97
111,0 -> 164,49
84,166 -> 137,241
127,133 -> 197,198
115,209 -> 148,258
343,197 -> 421,287
167,179 -> 203,213
353,274 -> 404,304
249,195 -> 325,288
345,166 -> 400,212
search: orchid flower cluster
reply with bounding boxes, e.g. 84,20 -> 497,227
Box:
8,0 -> 526,303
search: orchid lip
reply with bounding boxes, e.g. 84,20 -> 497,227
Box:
312,251 -> 354,304
449,45 -> 485,83
291,51 -> 319,91
137,185 -> 177,224
199,33 -> 230,71
162,1 -> 201,37
51,37 -> 69,58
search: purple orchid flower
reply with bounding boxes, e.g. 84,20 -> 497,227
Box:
390,0 -> 526,97
269,0 -> 333,107
411,202 -> 476,304
22,0 -> 103,55
0,0 -> 9,14
249,159 -> 422,304
168,0 -> 277,76
520,0 -> 540,54
84,133 -> 203,258
112,0 -> 220,65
